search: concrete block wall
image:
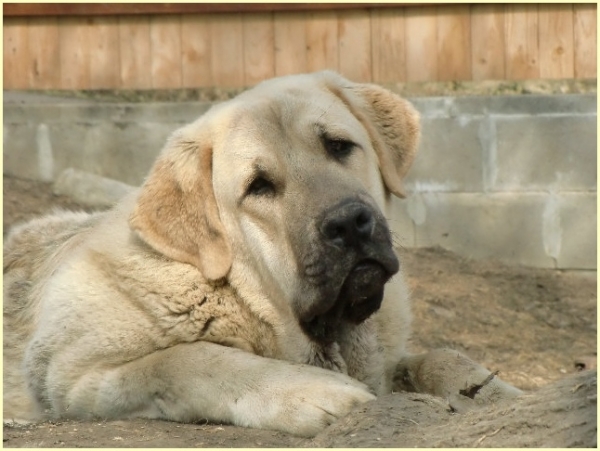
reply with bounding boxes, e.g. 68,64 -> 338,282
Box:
3,92 -> 597,269
391,95 -> 597,270
3,95 -> 209,186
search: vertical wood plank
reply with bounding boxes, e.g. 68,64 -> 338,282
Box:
573,4 -> 597,78
274,12 -> 307,76
150,15 -> 182,89
59,16 -> 91,89
181,15 -> 212,88
436,5 -> 471,81
243,12 -> 275,86
306,11 -> 339,73
27,17 -> 60,89
505,4 -> 539,80
405,6 -> 437,82
371,8 -> 406,83
4,18 -> 30,89
7,6 -> 593,90
338,9 -> 371,82
471,4 -> 506,80
119,16 -> 152,89
539,4 -> 574,79
89,16 -> 120,89
210,13 -> 244,87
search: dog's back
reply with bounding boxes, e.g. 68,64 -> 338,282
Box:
3,210 -> 103,421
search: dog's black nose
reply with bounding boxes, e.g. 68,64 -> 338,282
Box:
320,202 -> 375,248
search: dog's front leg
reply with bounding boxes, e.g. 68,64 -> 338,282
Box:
393,349 -> 522,408
63,341 -> 374,437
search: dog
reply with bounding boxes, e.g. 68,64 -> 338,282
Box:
4,71 -> 520,436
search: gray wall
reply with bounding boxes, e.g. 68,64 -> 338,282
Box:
394,95 -> 597,270
4,92 -> 596,270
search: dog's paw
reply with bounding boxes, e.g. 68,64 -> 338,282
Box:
232,365 -> 375,437
394,349 -> 522,406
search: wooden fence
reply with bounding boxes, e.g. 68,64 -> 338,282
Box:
4,3 -> 597,90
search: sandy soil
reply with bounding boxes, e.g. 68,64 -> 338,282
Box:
3,175 -> 596,447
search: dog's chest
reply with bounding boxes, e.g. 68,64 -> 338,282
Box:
151,282 -> 384,390
159,286 -> 280,356
96,252 -> 277,356
104,253 -> 385,390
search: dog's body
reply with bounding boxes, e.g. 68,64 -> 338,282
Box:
4,72 -> 519,436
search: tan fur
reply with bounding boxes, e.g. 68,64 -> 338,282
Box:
129,133 -> 232,281
4,71 -> 519,436
324,73 -> 420,198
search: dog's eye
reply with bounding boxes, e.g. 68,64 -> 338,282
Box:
246,176 -> 276,197
323,137 -> 355,160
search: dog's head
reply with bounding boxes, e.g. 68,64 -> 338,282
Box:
129,71 -> 420,343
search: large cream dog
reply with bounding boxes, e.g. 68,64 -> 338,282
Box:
4,71 -> 520,436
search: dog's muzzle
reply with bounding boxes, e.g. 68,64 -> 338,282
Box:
339,260 -> 392,323
300,199 -> 399,342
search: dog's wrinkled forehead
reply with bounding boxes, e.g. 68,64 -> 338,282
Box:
217,85 -> 370,162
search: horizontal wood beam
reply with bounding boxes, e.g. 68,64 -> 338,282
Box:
3,3 -> 432,17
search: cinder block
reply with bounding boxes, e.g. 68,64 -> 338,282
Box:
406,192 -> 557,268
409,97 -> 456,118
390,191 -> 596,270
101,102 -> 210,123
4,99 -> 209,185
483,94 -> 597,116
3,122 -> 39,180
404,117 -> 484,193
557,193 -> 597,269
6,101 -> 211,125
49,121 -> 180,185
410,94 -> 597,119
105,122 -> 182,185
386,195 -> 416,248
3,120 -> 182,185
494,116 -> 597,191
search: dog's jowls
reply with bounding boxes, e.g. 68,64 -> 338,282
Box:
4,71 -> 520,436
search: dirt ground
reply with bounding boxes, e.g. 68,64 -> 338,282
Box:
3,175 -> 597,447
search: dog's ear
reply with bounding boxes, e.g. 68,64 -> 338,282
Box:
325,73 -> 420,198
129,128 -> 232,281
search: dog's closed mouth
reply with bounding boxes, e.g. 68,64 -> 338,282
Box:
341,261 -> 393,323
301,259 -> 398,342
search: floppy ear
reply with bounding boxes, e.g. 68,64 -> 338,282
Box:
129,127 -> 232,281
324,73 -> 421,198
